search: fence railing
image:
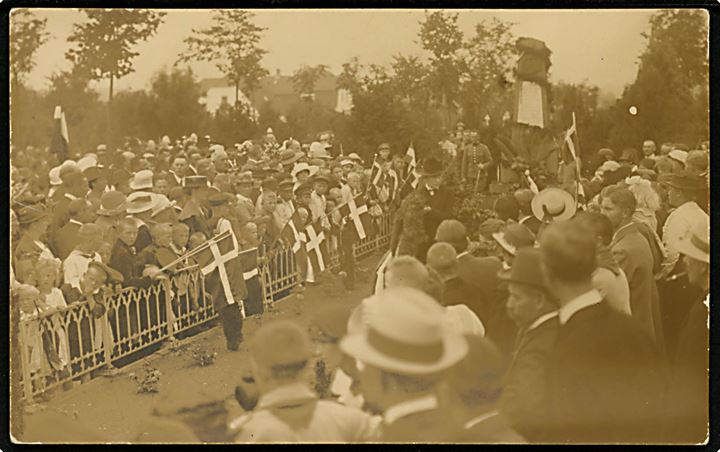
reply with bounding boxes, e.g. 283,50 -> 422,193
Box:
16,212 -> 394,401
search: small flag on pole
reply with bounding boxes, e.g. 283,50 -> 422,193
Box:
305,221 -> 329,274
397,144 -> 420,200
195,229 -> 248,317
50,106 -> 69,162
339,194 -> 372,243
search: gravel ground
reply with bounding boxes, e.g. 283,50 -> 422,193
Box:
14,253 -> 381,443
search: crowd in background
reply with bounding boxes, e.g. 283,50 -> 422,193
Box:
10,126 -> 710,444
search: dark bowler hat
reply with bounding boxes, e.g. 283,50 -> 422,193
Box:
82,165 -> 104,183
312,173 -> 331,185
261,177 -> 278,192
97,191 -> 128,216
660,169 -> 707,192
183,175 -> 208,189
207,192 -> 235,207
498,247 -> 547,289
294,181 -> 313,196
417,157 -> 443,177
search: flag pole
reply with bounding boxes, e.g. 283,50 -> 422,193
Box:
571,112 -> 582,206
157,229 -> 232,273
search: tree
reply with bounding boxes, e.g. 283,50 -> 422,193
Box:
146,67 -> 211,139
608,9 -> 708,148
65,9 -> 165,144
291,64 -> 329,100
10,10 -> 49,87
418,10 -> 465,128
179,10 -> 269,105
460,18 -> 516,129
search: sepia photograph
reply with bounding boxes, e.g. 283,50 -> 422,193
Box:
7,6 -> 711,445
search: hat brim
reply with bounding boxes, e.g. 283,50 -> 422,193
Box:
531,188 -> 577,222
660,179 -> 707,192
129,182 -> 153,191
492,232 -> 516,256
281,154 -> 303,166
97,203 -> 128,216
676,237 -> 710,264
339,330 -> 468,376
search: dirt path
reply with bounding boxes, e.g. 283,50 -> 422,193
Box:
15,253 -> 381,443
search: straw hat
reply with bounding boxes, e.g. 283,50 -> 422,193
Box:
340,286 -> 468,375
668,149 -> 688,166
676,219 -> 709,264
129,170 -> 154,191
48,166 -> 62,186
492,223 -> 536,256
97,191 -> 128,216
531,187 -> 577,222
280,149 -> 303,166
76,156 -> 97,172
126,192 -> 160,214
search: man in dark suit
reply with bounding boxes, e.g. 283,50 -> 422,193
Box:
434,219 -> 514,360
538,219 -> 664,444
391,158 -> 454,263
497,247 -> 559,442
50,198 -> 96,260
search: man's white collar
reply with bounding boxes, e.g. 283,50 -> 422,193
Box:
384,393 -> 438,425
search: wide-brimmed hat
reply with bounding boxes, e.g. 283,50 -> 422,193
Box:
312,173 -> 331,185
280,149 -> 303,166
531,187 -> 577,222
309,142 -> 331,159
417,157 -> 444,177
15,202 -> 49,225
668,149 -> 688,166
660,170 -> 707,192
492,223 -> 536,256
48,166 -> 62,186
340,159 -> 354,167
498,247 -> 547,288
129,170 -> 154,191
676,219 -> 709,264
150,194 -> 177,218
76,156 -> 97,172
348,153 -> 363,163
126,192 -> 159,214
291,162 -> 313,178
82,166 -> 104,183
340,286 -> 468,375
97,191 -> 128,216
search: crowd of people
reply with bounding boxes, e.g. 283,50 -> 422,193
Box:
11,127 -> 709,444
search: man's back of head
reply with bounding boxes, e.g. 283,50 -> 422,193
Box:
426,242 -> 459,280
385,255 -> 430,291
539,219 -> 597,286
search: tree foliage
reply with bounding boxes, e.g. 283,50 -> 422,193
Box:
608,9 -> 708,148
179,10 -> 269,101
10,10 -> 49,86
65,9 -> 166,87
292,64 -> 329,99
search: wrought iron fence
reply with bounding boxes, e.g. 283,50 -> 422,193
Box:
16,212 -> 394,401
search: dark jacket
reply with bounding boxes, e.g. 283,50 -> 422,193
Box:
666,293 -> 708,443
50,220 -> 82,261
109,240 -> 151,288
392,185 -> 454,262
499,315 -> 559,441
543,301 -> 664,443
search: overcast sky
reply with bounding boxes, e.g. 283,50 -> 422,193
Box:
24,9 -> 658,98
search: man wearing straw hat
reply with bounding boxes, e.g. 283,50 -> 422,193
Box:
665,219 -> 709,443
340,286 -> 469,442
